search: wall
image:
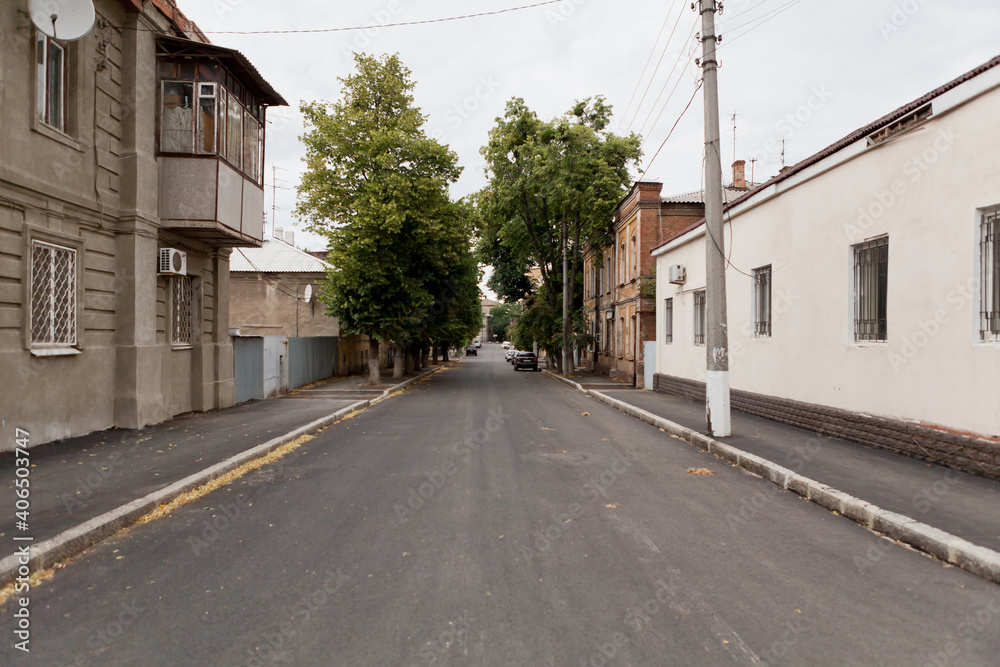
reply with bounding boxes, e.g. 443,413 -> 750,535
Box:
229,271 -> 338,338
0,1 -> 241,449
655,75 -> 1000,440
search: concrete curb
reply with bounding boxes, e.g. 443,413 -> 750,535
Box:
0,360 -> 459,588
543,371 -> 1000,585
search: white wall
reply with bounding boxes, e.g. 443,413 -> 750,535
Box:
655,75 -> 1000,437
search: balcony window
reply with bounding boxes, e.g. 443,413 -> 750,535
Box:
36,32 -> 67,132
159,75 -> 265,184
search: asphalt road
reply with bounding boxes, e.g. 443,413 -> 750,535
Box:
2,344 -> 999,665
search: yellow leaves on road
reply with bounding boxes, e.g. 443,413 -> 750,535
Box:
687,468 -> 715,476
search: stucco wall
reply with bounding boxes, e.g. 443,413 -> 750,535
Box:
230,273 -> 338,338
655,78 -> 1000,438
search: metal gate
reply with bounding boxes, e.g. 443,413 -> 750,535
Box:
233,336 -> 264,403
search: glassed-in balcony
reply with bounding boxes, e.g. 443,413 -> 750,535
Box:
155,36 -> 286,247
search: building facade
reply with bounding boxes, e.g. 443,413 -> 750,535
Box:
581,182 -> 709,386
652,56 -> 1000,476
0,0 -> 285,448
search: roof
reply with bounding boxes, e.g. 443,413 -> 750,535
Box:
231,238 -> 333,273
660,186 -> 751,205
651,53 -> 1000,253
156,35 -> 288,106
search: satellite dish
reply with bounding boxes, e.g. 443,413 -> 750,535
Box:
303,284 -> 313,304
29,0 -> 96,41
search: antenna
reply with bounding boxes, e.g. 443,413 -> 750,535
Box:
781,139 -> 785,169
29,0 -> 96,41
749,157 -> 757,184
731,112 -> 737,166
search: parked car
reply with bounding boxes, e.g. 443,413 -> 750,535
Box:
513,350 -> 538,371
466,346 -> 477,356
501,341 -> 511,349
504,348 -> 516,363
473,339 -> 481,348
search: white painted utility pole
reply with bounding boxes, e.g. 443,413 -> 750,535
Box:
699,0 -> 731,436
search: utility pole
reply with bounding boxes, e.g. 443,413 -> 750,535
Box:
699,0 -> 731,436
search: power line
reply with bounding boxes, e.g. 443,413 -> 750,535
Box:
625,9 -> 696,133
129,1 -> 562,34
618,1 -> 681,131
638,80 -> 703,182
636,21 -> 700,144
722,0 -> 804,45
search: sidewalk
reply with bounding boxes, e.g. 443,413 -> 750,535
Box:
0,361 -> 457,584
548,369 -> 1000,582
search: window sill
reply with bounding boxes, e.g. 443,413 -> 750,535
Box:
31,347 -> 81,357
32,120 -> 85,152
172,344 -> 194,351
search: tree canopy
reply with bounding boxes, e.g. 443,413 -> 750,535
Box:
297,53 -> 481,383
477,97 -> 641,369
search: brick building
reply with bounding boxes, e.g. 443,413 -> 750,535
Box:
582,171 -> 752,386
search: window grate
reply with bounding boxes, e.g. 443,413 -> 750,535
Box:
982,211 -> 1000,342
30,241 -> 76,346
693,290 -> 706,345
172,276 -> 194,345
854,237 -> 888,342
664,298 -> 673,344
753,265 -> 772,337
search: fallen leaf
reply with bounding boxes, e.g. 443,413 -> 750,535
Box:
602,438 -> 610,442
580,412 -> 591,417
605,504 -> 618,509
687,468 -> 715,476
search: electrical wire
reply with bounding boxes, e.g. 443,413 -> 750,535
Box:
625,10 -> 697,134
636,21 -> 700,144
637,80 -> 703,182
126,1 -> 562,34
618,0 -> 685,132
721,0 -> 803,46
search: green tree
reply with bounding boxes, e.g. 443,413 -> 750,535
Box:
488,302 -> 522,342
478,97 -> 641,372
297,53 -> 472,384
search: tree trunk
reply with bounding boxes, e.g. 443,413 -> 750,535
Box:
405,345 -> 416,374
431,345 -> 440,364
367,339 -> 381,386
393,342 -> 404,378
443,345 -> 450,362
562,216 -> 572,375
421,347 -> 430,369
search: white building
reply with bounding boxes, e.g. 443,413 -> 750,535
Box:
652,56 -> 1000,477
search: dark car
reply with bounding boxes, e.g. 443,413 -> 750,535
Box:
512,350 -> 538,371
466,346 -> 477,356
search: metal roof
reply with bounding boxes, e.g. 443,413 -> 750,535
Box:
156,35 -> 287,106
231,238 -> 333,274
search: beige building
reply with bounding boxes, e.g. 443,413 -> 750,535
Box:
0,0 -> 285,448
653,56 -> 1000,477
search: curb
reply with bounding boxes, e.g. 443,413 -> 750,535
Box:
0,359 -> 459,588
544,371 -> 1000,585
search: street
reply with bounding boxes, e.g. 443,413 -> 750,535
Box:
2,345 -> 998,665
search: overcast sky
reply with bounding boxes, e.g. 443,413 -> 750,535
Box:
179,0 -> 999,273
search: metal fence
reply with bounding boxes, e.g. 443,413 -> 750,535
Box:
233,336 -> 338,402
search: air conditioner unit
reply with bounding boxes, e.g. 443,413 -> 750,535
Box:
668,264 -> 686,284
159,248 -> 187,275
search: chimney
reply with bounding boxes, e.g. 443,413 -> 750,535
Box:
273,226 -> 284,240
732,160 -> 747,189
284,230 -> 295,246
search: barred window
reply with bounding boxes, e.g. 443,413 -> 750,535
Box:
171,276 -> 194,345
753,265 -> 772,337
854,237 -> 888,342
693,290 -> 706,345
30,241 -> 76,346
664,298 -> 673,344
982,211 -> 1000,342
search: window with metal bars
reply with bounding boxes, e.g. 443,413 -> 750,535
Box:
664,298 -> 673,344
171,276 -> 194,346
753,265 -> 772,337
854,237 -> 888,342
30,241 -> 76,346
693,290 -> 706,345
982,211 -> 1000,342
